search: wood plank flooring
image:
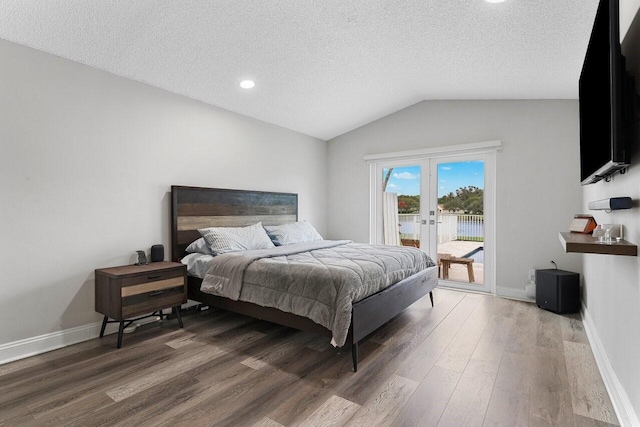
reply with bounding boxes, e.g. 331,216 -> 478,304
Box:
0,289 -> 618,426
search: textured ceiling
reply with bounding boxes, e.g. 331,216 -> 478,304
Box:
0,0 -> 598,140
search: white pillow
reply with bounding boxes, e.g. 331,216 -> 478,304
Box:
263,221 -> 323,246
185,237 -> 215,255
198,222 -> 275,254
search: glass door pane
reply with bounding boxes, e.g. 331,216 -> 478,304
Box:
430,156 -> 492,293
381,165 -> 421,248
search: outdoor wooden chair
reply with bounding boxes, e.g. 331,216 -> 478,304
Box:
400,239 -> 420,248
440,256 -> 475,282
436,253 -> 451,278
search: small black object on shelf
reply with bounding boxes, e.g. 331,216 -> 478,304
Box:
150,244 -> 164,262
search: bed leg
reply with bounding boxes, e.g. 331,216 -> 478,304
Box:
352,342 -> 358,372
429,291 -> 434,307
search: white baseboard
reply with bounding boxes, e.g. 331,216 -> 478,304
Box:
0,301 -> 200,366
0,321 -> 107,366
0,315 -> 172,366
581,303 -> 640,427
496,286 -> 535,303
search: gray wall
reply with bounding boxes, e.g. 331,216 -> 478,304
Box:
326,100 -> 583,299
579,4 -> 640,420
0,39 -> 327,346
621,0 -> 640,38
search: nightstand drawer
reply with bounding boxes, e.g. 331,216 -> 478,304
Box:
122,286 -> 185,317
121,276 -> 184,297
121,267 -> 184,287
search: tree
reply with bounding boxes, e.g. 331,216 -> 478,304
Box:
383,168 -> 393,191
397,195 -> 420,213
438,186 -> 483,214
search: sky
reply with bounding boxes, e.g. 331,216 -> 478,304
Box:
384,161 -> 484,197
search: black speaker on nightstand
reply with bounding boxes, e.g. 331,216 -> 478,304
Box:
150,244 -> 164,262
535,269 -> 580,314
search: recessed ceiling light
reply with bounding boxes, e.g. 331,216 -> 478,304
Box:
239,80 -> 255,89
485,0 -> 506,3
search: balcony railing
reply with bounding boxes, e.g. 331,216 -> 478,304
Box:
399,213 -> 484,244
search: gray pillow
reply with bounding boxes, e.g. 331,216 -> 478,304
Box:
198,222 -> 275,254
185,237 -> 215,255
264,221 -> 323,246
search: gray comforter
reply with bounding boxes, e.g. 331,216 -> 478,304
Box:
200,240 -> 435,346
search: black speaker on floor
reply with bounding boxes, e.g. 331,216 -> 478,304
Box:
150,244 -> 164,262
535,269 -> 580,314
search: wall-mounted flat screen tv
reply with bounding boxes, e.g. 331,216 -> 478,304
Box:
579,0 -> 636,185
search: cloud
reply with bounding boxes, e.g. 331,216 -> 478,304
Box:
386,183 -> 399,189
393,172 -> 419,180
441,166 -> 453,171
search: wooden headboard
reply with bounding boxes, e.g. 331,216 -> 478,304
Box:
171,186 -> 298,262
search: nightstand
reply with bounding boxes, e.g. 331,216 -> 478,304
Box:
95,261 -> 187,348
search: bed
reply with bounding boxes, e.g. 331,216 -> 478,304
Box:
171,185 -> 438,371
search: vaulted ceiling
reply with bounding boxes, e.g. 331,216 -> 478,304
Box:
0,1 -> 598,140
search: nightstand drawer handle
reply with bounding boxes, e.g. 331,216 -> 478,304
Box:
147,274 -> 162,280
148,290 -> 165,297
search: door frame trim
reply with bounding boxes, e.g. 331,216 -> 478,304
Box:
364,140 -> 502,162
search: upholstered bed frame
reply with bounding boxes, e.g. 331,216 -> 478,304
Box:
171,185 -> 438,371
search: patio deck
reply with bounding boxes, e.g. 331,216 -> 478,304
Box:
436,240 -> 484,285
398,239 -> 484,285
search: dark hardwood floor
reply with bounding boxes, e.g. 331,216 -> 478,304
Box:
0,289 -> 618,426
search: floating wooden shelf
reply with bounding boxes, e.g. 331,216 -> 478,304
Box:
559,232 -> 637,256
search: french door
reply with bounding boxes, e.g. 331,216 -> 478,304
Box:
426,154 -> 494,293
371,146 -> 496,294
